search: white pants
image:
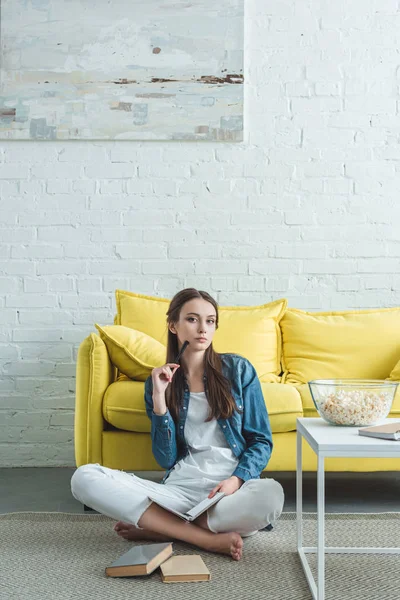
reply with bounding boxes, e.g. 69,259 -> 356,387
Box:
70,464 -> 285,537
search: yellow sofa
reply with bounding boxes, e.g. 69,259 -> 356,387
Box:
74,291 -> 400,473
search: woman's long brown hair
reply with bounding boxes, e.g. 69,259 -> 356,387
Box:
165,288 -> 238,423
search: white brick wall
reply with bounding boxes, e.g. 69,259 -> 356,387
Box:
2,0 -> 400,465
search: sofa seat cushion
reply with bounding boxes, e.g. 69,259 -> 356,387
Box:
114,289 -> 287,383
103,379 -> 151,433
295,384 -> 320,418
103,379 -> 303,434
280,307 -> 400,384
296,383 -> 400,418
261,383 -> 303,432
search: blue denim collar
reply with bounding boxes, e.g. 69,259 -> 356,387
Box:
182,373 -> 207,391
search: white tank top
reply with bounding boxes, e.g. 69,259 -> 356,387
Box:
166,391 -> 239,485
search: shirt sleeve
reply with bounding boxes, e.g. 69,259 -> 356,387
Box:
144,376 -> 178,469
232,360 -> 273,482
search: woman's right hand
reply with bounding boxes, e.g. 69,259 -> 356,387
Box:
152,363 -> 180,395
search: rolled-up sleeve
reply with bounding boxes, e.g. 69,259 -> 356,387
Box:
144,376 -> 177,469
232,362 -> 273,482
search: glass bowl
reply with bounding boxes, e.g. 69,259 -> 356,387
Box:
308,379 -> 399,426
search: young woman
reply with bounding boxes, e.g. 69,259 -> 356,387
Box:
71,288 -> 284,561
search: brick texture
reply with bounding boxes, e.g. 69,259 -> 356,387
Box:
1,0 -> 400,464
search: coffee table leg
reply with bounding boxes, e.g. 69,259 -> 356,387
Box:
296,429 -> 303,552
317,454 -> 325,600
297,426 -> 324,600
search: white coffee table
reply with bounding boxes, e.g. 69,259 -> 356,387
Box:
296,417 -> 400,600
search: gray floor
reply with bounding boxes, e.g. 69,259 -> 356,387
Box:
1,468 -> 400,515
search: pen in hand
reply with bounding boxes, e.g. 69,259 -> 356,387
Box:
156,341 -> 190,391
173,340 -> 189,364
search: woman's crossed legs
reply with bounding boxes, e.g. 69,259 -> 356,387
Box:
71,464 -> 284,561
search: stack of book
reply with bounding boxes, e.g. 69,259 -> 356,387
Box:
105,543 -> 210,582
105,493 -> 222,582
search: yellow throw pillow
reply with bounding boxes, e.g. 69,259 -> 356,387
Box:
115,291 -> 170,344
388,358 -> 400,381
280,307 -> 400,384
95,324 -> 166,381
115,289 -> 287,382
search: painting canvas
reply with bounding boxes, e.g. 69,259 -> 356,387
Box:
0,0 -> 244,141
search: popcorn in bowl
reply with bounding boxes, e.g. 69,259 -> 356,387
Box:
308,379 -> 399,426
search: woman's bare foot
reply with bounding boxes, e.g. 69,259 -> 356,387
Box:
208,532 -> 243,561
114,521 -> 170,542
114,520 -> 243,561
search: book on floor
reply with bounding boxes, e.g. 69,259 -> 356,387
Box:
148,491 -> 225,522
105,542 -> 173,577
358,421 -> 400,441
160,555 -> 211,583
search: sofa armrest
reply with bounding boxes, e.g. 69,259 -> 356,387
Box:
74,333 -> 115,467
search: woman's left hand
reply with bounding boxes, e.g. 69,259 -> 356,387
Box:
208,475 -> 244,498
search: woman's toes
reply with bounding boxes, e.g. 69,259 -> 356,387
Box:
231,535 -> 243,560
114,520 -> 129,532
232,547 -> 240,560
116,529 -> 130,539
113,522 -> 140,540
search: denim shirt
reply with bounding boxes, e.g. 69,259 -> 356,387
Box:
144,353 -> 273,484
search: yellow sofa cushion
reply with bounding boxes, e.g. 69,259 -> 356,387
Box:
280,307 -> 400,384
115,291 -> 171,343
95,324 -> 165,381
103,377 -> 303,434
388,357 -> 400,382
115,289 -> 287,383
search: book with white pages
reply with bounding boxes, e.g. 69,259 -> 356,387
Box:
358,421 -> 400,441
148,491 -> 225,522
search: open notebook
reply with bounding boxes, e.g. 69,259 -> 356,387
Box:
148,491 -> 225,522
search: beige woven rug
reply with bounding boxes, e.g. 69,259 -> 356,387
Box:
0,512 -> 399,600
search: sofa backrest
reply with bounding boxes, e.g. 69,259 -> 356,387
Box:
280,307 -> 400,384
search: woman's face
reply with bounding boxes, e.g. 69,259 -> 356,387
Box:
169,298 -> 217,351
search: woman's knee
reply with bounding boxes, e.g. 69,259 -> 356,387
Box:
251,479 -> 284,527
271,480 -> 285,519
268,479 -> 285,516
246,478 -> 285,516
70,463 -> 100,499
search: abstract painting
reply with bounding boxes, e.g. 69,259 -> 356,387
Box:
0,0 -> 244,141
